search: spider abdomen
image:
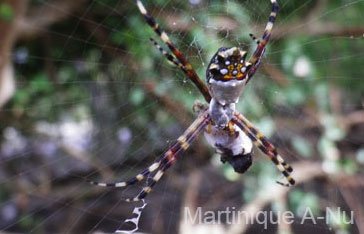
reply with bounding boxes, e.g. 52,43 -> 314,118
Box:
204,124 -> 253,173
221,152 -> 253,174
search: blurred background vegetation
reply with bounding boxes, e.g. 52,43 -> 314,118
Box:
0,0 -> 363,233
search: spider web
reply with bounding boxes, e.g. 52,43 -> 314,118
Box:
0,0 -> 363,233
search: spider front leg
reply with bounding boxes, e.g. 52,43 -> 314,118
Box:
232,112 -> 295,186
90,111 -> 211,202
149,38 -> 185,70
136,0 -> 211,103
247,0 -> 279,82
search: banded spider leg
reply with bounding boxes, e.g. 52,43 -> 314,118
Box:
90,0 -> 295,202
246,0 -> 279,83
232,112 -> 295,186
136,0 -> 211,103
90,111 -> 211,202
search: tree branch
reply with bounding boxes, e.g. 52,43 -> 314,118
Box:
16,0 -> 87,39
0,0 -> 29,108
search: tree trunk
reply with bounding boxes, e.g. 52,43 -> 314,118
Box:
0,0 -> 28,108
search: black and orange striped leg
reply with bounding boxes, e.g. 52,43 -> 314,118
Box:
136,0 -> 211,103
149,38 -> 187,72
247,0 -> 279,82
90,111 -> 211,202
232,112 -> 295,186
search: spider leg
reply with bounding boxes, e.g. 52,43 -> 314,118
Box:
136,0 -> 211,103
89,165 -> 157,188
90,111 -> 211,202
149,37 -> 186,71
232,111 -> 295,186
249,33 -> 260,45
246,0 -> 279,82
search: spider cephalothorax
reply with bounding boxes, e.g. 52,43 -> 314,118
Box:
207,47 -> 252,82
207,47 -> 253,127
207,47 -> 252,104
91,0 -> 295,203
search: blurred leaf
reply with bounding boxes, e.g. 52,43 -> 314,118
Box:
13,90 -> 30,106
110,31 -> 125,45
356,148 -> 364,164
0,3 -> 14,21
320,115 -> 346,141
282,39 -> 302,73
58,66 -> 77,83
318,137 -> 339,161
340,158 -> 358,175
322,159 -> 341,174
326,207 -> 353,232
223,166 -> 240,181
292,136 -> 313,158
29,73 -> 53,93
314,83 -> 329,112
130,88 -> 145,105
225,1 -> 250,24
255,117 -> 275,138
290,190 -> 320,216
19,214 -> 35,230
284,85 -> 306,106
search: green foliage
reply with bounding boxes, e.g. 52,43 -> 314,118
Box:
3,1 -> 364,232
0,3 -> 13,21
130,88 -> 145,105
13,73 -> 53,106
290,190 -> 320,216
8,0 -> 362,170
291,136 -> 313,158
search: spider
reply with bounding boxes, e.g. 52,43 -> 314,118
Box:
90,0 -> 295,202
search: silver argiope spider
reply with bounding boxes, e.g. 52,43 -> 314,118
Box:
90,0 -> 295,202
